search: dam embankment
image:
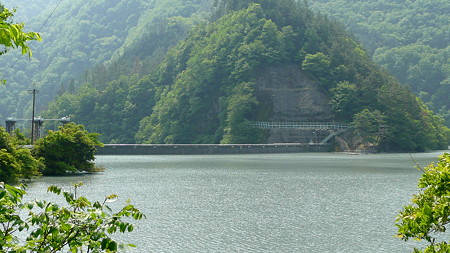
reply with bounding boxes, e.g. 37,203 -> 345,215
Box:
96,143 -> 331,155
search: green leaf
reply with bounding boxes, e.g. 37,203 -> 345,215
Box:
108,241 -> 118,251
127,225 -> 134,232
47,185 -> 61,195
101,238 -> 110,250
105,194 -> 118,203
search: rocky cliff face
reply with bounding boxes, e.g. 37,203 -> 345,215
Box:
255,64 -> 334,122
254,64 -> 335,143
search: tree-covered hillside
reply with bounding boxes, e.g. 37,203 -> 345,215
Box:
0,0 -> 210,124
0,0 -> 147,121
309,0 -> 450,126
40,0 -> 212,143
43,0 -> 449,151
3,0 -> 449,151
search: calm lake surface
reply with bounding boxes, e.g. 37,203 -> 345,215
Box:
25,151 -> 449,252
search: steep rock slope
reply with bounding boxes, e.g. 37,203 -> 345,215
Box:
254,64 -> 334,143
255,64 -> 333,122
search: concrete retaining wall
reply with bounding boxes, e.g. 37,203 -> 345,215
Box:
96,143 -> 331,155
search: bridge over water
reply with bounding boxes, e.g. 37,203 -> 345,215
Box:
247,121 -> 350,144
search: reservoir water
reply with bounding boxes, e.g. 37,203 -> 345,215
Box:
24,151 -> 449,252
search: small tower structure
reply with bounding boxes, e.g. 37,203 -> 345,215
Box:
5,118 -> 16,134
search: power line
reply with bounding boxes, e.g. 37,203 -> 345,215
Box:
7,0 -> 64,70
36,0 -> 64,33
2,0 -> 65,138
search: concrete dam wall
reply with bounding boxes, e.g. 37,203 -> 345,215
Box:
96,143 -> 331,155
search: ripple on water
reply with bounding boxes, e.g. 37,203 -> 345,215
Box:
24,152 -> 445,252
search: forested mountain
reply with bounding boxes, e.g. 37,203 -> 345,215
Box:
309,0 -> 450,126
1,0 -> 449,151
0,0 -> 210,123
41,0 -> 448,151
0,0 -> 147,121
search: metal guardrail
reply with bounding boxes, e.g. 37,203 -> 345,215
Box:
247,121 -> 349,130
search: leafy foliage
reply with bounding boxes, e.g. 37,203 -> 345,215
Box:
25,0 -> 450,151
0,4 -> 41,57
301,52 -> 332,87
397,153 -> 450,252
0,182 -> 144,252
135,1 -> 449,150
0,0 -> 210,124
221,82 -> 262,143
309,0 -> 450,126
33,123 -> 103,175
0,4 -> 40,85
137,3 -> 295,144
376,83 -> 449,151
39,0 -> 210,143
0,127 -> 41,183
0,149 -> 20,184
42,75 -> 158,144
330,81 -> 360,121
351,109 -> 387,148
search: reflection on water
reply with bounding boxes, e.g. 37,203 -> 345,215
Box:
24,151 -> 447,252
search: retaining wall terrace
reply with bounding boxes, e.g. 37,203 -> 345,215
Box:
96,143 -> 331,155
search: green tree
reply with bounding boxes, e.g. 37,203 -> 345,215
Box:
0,5 -> 42,183
33,123 -> 104,175
397,153 -> 450,252
0,149 -> 20,184
132,0 -> 450,151
0,4 -> 41,56
0,182 -> 144,252
0,4 -> 40,84
0,127 -> 41,183
301,52 -> 332,86
351,109 -> 387,148
31,0 -> 450,151
330,81 -> 361,121
308,0 -> 450,126
137,3 -> 296,144
376,83 -> 450,151
221,82 -> 263,144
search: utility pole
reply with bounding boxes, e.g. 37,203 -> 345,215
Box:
28,86 -> 39,144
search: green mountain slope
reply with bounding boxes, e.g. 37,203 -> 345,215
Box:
0,0 -> 209,124
3,0 -> 449,151
135,1 -> 448,150
42,0 -> 449,151
0,0 -> 149,121
309,0 -> 450,126
40,0 -> 211,143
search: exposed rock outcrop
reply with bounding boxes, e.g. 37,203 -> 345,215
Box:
254,64 -> 336,143
255,64 -> 334,122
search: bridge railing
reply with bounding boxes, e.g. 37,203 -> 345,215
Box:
247,121 -> 349,130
